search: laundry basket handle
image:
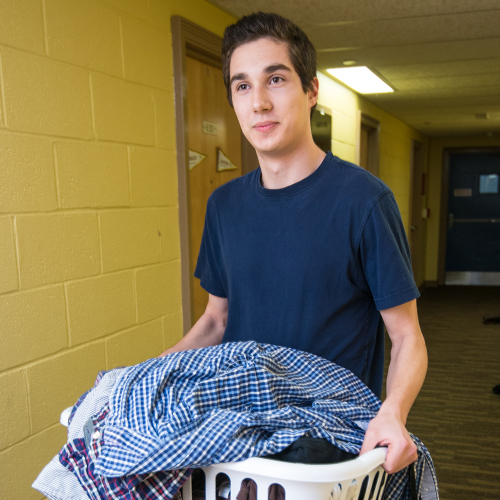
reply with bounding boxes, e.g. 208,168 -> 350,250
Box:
60,407 -> 73,426
357,447 -> 388,470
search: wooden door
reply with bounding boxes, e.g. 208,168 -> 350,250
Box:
186,56 -> 242,324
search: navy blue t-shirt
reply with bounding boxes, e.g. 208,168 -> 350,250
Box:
195,152 -> 419,396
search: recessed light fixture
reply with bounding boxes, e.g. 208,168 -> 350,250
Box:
326,66 -> 393,94
342,60 -> 358,66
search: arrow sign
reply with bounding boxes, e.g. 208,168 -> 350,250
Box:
189,150 -> 206,170
217,148 -> 237,171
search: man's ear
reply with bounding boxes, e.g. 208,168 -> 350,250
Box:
308,77 -> 319,106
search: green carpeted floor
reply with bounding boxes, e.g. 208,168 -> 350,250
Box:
383,286 -> 500,500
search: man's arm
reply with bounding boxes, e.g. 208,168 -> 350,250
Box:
159,293 -> 228,357
360,298 -> 428,474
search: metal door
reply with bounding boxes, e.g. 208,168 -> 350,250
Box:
445,152 -> 500,283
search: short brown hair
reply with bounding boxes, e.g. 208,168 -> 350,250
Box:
222,12 -> 317,107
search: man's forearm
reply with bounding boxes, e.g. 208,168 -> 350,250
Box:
381,330 -> 428,423
380,299 -> 428,422
159,307 -> 227,357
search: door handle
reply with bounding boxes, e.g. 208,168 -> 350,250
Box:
411,225 -> 417,231
452,218 -> 500,223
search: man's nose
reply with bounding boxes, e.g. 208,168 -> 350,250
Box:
252,86 -> 272,113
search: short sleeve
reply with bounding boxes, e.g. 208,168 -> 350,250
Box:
194,197 -> 227,298
358,191 -> 420,311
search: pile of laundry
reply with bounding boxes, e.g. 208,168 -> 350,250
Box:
33,341 -> 438,500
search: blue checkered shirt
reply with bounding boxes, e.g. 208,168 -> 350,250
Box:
93,341 -> 437,499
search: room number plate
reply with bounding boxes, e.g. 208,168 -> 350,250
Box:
202,121 -> 218,135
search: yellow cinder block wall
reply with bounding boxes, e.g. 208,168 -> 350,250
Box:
0,0 -> 235,498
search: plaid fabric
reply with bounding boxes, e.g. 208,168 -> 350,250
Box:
67,368 -> 118,427
97,341 -> 379,476
90,341 -> 437,499
32,453 -> 88,500
33,369 -> 126,500
53,367 -> 191,500
59,403 -> 192,500
50,342 -> 437,500
385,435 -> 438,500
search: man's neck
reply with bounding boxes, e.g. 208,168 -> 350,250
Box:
257,142 -> 327,190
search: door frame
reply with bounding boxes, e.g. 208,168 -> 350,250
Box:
408,140 -> 424,287
172,17 -> 257,333
438,147 -> 500,285
355,112 -> 380,177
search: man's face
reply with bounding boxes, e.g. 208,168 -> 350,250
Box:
229,37 -> 318,157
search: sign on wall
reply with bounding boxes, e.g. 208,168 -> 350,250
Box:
189,150 -> 206,170
454,188 -> 472,197
202,121 -> 218,135
217,149 -> 237,172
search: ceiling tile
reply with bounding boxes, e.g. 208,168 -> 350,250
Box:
390,73 -> 500,91
207,0 -> 500,135
377,59 -> 500,80
209,0 -> 500,24
306,10 -> 500,50
317,38 -> 500,68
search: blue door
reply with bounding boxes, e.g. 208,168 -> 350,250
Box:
445,152 -> 500,281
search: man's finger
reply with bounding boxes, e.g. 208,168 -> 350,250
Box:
359,431 -> 382,455
383,443 -> 418,474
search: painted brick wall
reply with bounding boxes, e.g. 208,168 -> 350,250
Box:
0,0 -> 235,498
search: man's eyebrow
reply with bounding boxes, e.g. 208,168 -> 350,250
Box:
264,63 -> 292,74
229,64 -> 292,86
229,72 -> 247,86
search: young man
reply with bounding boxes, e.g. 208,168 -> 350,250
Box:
161,12 -> 427,474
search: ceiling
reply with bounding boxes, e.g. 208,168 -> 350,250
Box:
207,0 -> 500,137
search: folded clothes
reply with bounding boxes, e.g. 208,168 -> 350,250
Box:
33,341 -> 438,500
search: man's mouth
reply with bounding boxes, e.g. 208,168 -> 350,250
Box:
253,121 -> 278,132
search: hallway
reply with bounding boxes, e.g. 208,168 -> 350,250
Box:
384,286 -> 500,499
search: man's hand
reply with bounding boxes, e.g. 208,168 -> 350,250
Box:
360,408 -> 417,474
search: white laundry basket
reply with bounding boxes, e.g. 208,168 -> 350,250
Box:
183,448 -> 387,500
60,408 -> 387,500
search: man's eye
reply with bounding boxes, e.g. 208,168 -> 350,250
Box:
237,83 -> 249,91
271,76 -> 283,84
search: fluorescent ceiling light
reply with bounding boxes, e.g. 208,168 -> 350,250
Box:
326,66 -> 393,94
